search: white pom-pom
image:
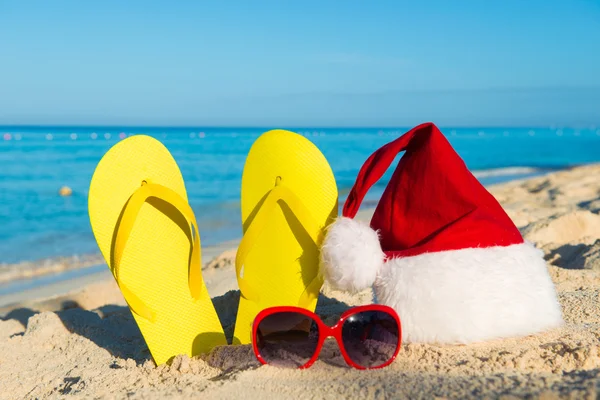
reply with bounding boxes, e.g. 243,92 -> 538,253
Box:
320,217 -> 385,293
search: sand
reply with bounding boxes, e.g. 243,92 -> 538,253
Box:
2,165 -> 600,399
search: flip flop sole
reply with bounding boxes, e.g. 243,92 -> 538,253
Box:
233,130 -> 338,344
88,135 -> 227,365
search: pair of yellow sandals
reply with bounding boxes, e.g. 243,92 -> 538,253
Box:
88,130 -> 338,365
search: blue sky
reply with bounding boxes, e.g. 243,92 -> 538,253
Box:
1,0 -> 599,126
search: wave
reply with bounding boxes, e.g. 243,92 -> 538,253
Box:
472,167 -> 547,179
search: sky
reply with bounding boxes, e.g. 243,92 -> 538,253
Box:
1,0 -> 599,127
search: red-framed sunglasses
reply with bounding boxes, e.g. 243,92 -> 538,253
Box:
252,304 -> 402,369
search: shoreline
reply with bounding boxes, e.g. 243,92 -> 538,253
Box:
0,206 -> 375,311
0,239 -> 241,311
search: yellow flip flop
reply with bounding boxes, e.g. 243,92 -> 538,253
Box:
88,135 -> 227,365
233,129 -> 338,345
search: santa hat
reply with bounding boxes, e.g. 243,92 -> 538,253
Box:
320,122 -> 563,344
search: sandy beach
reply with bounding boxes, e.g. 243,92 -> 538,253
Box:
1,165 -> 600,399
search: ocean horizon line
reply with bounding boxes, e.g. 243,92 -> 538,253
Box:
1,123 -> 599,130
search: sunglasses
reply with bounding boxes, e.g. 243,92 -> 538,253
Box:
252,304 -> 402,369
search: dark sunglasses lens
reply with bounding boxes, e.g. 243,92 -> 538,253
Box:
255,311 -> 320,368
341,310 -> 399,368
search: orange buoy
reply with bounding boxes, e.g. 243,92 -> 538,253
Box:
59,186 -> 73,197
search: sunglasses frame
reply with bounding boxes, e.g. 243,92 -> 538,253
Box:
252,304 -> 402,370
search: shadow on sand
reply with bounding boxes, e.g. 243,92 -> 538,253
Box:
546,242 -> 599,270
1,301 -> 150,363
1,291 -> 354,369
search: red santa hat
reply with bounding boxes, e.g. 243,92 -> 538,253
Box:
320,122 -> 563,344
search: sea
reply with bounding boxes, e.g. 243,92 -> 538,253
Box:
1,125 -> 600,265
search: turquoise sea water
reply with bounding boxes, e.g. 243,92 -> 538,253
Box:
1,125 -> 600,264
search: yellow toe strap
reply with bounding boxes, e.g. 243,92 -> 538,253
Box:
236,182 -> 324,308
112,181 -> 203,322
